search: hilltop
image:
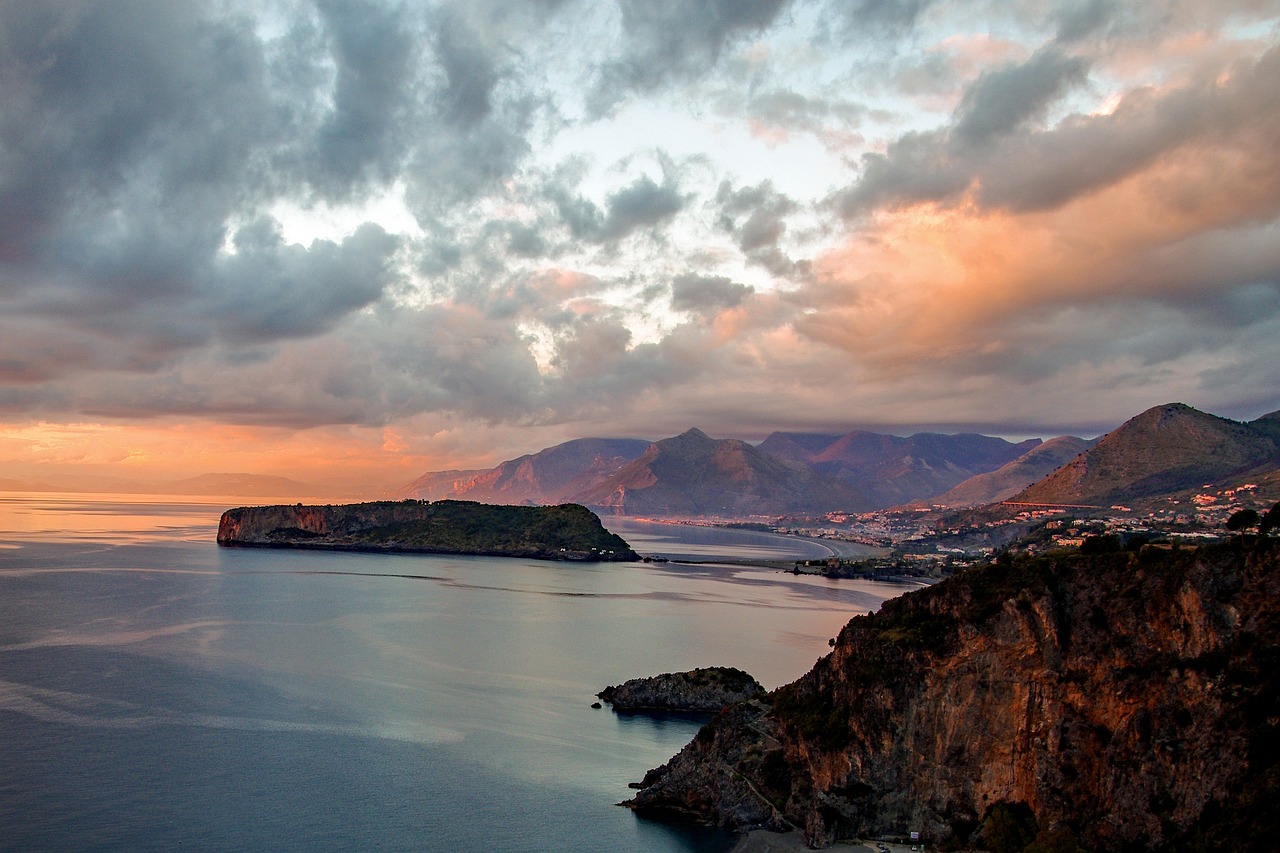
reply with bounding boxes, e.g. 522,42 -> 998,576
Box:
1012,403 -> 1279,507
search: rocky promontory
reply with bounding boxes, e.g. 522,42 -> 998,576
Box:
626,540 -> 1280,850
598,667 -> 765,713
217,500 -> 637,562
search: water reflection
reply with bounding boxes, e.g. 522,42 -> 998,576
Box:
0,494 -> 909,852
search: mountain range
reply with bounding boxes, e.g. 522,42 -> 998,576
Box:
398,402 -> 1280,517
0,472 -> 321,498
758,430 -> 1042,508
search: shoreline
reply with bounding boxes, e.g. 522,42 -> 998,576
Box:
731,829 -> 923,852
732,824 -> 931,845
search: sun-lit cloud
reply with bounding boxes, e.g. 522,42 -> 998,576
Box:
0,0 -> 1277,487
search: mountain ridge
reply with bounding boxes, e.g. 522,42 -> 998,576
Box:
922,435 -> 1096,508
1012,403 -> 1279,506
572,428 -> 871,516
394,403 -> 1280,517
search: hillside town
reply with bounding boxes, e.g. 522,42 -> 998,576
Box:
754,478 -> 1280,580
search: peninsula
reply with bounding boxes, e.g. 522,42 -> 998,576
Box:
217,500 -> 637,562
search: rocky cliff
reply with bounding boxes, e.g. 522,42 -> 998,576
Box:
626,540 -> 1280,850
217,500 -> 637,561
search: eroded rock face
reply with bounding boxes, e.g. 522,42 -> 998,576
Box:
626,541 -> 1280,850
599,667 -> 765,713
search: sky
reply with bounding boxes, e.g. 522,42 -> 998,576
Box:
2,0 -> 1279,494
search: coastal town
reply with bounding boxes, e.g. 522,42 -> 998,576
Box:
689,477 -> 1280,581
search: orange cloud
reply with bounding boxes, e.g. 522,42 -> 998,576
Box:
804,100 -> 1280,373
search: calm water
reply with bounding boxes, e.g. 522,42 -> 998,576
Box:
0,494 -> 908,852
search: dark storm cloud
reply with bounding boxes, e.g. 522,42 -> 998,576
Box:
670,273 -> 754,315
587,0 -> 791,115
0,1 -> 276,264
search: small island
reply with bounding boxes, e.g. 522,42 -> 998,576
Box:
598,667 -> 764,713
217,500 -> 637,562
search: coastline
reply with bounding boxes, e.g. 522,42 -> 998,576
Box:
731,829 -> 921,851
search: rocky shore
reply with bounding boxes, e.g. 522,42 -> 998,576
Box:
598,667 -> 764,713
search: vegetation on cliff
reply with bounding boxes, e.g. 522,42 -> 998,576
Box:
627,539 -> 1280,850
217,500 -> 636,561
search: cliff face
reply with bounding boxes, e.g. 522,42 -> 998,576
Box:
627,541 -> 1280,850
217,500 -> 637,561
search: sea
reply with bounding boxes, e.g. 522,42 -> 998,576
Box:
0,494 -> 908,852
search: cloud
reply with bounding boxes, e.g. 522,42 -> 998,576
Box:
2,0 -> 1279,479
837,43 -> 1280,216
671,273 -> 755,315
587,0 -> 792,115
552,172 -> 688,244
952,47 -> 1091,145
310,0 -> 419,197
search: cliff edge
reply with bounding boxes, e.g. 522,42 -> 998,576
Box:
217,500 -> 637,562
626,540 -> 1280,850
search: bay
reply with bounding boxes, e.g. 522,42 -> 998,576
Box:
0,494 -> 910,852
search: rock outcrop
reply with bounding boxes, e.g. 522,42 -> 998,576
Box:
626,540 -> 1280,850
217,500 -> 637,562
599,667 -> 765,713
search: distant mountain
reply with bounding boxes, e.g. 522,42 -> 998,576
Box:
0,472 -> 318,498
1012,403 -> 1280,506
161,473 -> 319,498
759,429 -> 1040,508
571,428 -> 871,516
0,476 -> 64,492
398,468 -> 492,500
398,438 -> 651,504
925,435 -> 1096,508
